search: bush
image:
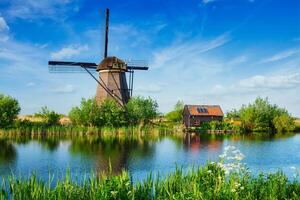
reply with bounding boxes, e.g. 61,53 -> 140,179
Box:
237,97 -> 294,133
69,98 -> 101,127
0,94 -> 21,128
165,101 -> 184,123
69,97 -> 159,128
35,106 -> 61,126
99,99 -> 126,127
125,96 -> 158,126
273,114 -> 295,133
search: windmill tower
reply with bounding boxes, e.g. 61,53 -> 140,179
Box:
48,9 -> 148,107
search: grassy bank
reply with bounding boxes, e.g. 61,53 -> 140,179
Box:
0,123 -> 182,139
1,162 -> 299,200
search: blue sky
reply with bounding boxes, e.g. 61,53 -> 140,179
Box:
0,0 -> 299,116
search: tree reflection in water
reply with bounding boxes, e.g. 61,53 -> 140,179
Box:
0,139 -> 17,165
69,136 -> 157,175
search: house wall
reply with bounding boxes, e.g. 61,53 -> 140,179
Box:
187,115 -> 223,127
183,111 -> 223,127
183,106 -> 190,127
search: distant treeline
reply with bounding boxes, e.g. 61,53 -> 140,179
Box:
0,93 -> 158,129
226,97 -> 295,133
0,93 -> 297,133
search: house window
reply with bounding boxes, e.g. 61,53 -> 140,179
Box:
194,119 -> 200,126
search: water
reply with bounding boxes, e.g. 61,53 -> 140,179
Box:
0,133 -> 300,183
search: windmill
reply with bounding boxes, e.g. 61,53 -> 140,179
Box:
48,9 -> 148,107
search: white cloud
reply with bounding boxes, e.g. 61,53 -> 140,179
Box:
52,84 -> 76,94
260,49 -> 299,63
26,82 -> 35,87
0,17 -> 9,31
152,32 -> 230,69
135,82 -> 166,94
210,72 -> 300,96
4,0 -> 79,20
239,73 -> 300,89
50,45 -> 89,60
202,0 -> 215,4
0,17 -> 9,42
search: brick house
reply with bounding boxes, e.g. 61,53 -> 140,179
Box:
183,105 -> 224,128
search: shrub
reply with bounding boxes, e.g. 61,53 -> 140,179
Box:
273,114 -> 295,133
35,106 -> 61,126
165,101 -> 184,122
125,96 -> 158,126
0,94 -> 21,128
238,97 -> 294,132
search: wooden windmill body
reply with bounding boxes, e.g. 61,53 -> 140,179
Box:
48,9 -> 148,107
96,57 -> 130,105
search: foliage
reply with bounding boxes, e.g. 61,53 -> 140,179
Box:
226,109 -> 240,119
125,96 -> 159,126
198,121 -> 240,131
69,98 -> 124,127
0,94 -> 21,128
69,96 -> 158,127
165,100 -> 184,123
238,97 -> 294,132
99,99 -> 126,127
35,106 -> 61,126
1,162 -> 299,200
273,114 -> 295,133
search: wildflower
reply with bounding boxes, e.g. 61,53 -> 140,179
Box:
290,166 -> 296,171
240,186 -> 244,190
231,188 -> 236,193
207,170 -> 212,174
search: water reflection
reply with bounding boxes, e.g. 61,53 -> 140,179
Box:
0,139 -> 17,164
39,138 -> 60,152
69,137 -> 156,175
0,132 -> 299,182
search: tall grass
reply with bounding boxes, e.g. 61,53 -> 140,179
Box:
0,162 -> 299,200
0,124 -> 180,139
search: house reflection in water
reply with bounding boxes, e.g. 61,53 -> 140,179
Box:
183,133 -> 222,153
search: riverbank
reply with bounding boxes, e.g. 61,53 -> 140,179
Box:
1,162 -> 299,200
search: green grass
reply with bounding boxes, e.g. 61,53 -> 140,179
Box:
1,163 -> 299,200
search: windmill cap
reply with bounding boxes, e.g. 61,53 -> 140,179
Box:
97,56 -> 127,71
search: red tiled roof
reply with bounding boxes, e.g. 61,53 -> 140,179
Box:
185,105 -> 224,116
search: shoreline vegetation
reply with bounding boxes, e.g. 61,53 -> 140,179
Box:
1,147 -> 300,200
0,93 -> 299,135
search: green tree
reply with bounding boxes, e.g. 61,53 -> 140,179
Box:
125,96 -> 158,126
165,100 -> 184,122
226,109 -> 240,119
99,99 -> 126,127
0,94 -> 21,128
69,98 -> 101,127
238,97 -> 294,132
35,106 -> 61,126
273,113 -> 295,133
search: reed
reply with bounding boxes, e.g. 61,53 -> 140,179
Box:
1,162 -> 299,200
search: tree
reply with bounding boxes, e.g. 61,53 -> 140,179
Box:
238,97 -> 294,132
165,100 -> 184,122
0,94 -> 21,128
99,99 -> 126,127
125,96 -> 158,126
226,109 -> 240,119
35,106 -> 61,126
273,114 -> 295,133
69,98 -> 101,127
